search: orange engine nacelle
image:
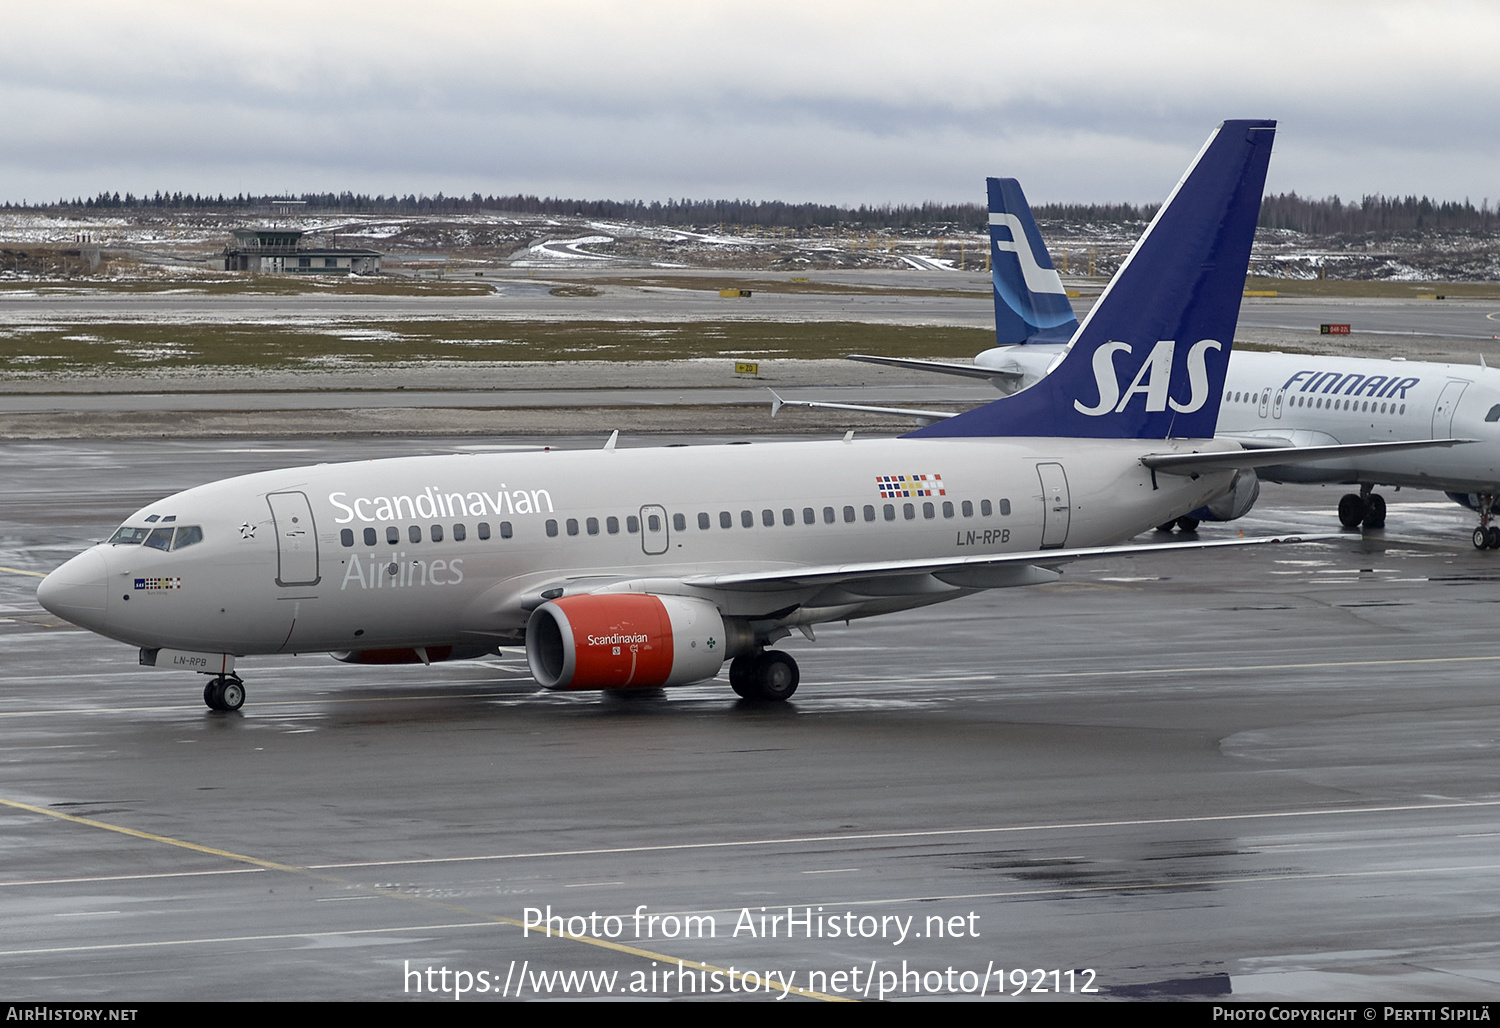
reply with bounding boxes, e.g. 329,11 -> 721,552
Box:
525,594 -> 729,690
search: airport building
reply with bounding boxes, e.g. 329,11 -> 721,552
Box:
221,228 -> 382,274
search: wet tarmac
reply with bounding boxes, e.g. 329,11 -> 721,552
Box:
2,437 -> 1498,1001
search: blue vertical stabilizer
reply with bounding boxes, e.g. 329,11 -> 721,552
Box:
989,177 -> 1079,346
911,119 -> 1275,440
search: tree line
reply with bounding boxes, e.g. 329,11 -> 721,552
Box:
10,190 -> 1495,237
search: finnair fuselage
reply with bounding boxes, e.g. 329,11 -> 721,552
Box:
40,436 -> 1234,660
978,346 -> 1500,494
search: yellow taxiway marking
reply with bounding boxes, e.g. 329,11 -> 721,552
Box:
0,795 -> 847,1002
0,566 -> 46,578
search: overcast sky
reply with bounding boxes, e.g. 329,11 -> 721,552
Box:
3,1 -> 1497,209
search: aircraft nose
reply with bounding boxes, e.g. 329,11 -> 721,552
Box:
37,548 -> 109,627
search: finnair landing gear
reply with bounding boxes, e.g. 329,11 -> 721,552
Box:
1155,516 -> 1200,533
728,650 -> 800,701
1338,486 -> 1386,530
1471,494 -> 1499,550
203,675 -> 245,711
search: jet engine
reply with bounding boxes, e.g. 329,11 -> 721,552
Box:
525,593 -> 742,690
1190,468 -> 1261,523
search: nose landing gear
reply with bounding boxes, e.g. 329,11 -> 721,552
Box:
203,675 -> 246,711
1472,494 -> 1499,550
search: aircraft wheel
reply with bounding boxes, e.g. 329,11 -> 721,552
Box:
1338,493 -> 1367,529
745,651 -> 799,702
205,676 -> 245,712
1363,493 -> 1387,529
1156,522 -> 1177,533
1488,527 -> 1500,549
1175,516 -> 1200,533
1475,527 -> 1490,550
728,655 -> 757,698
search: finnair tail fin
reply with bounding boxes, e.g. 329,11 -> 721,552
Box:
988,177 -> 1079,346
910,119 -> 1275,441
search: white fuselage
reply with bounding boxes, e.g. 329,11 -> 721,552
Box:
39,435 -> 1236,659
978,346 -> 1500,495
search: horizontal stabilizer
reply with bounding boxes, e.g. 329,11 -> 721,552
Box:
1142,438 -> 1469,474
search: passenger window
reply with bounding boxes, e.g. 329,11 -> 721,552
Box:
782,508 -> 795,526
546,520 -> 558,537
923,502 -> 935,519
566,518 -> 579,536
802,508 -> 814,525
883,504 -> 895,521
364,527 -> 377,546
500,522 -> 513,539
627,516 -> 639,533
431,524 -> 443,542
843,506 -> 854,523
720,511 -> 733,529
144,527 -> 173,551
863,505 -> 875,522
942,501 -> 954,518
962,500 -> 974,517
453,523 -> 466,542
478,522 -> 491,540
607,516 -> 620,534
173,525 -> 203,549
981,500 -> 993,516
1487,404 -> 1500,423
673,513 -> 686,531
698,512 -> 711,530
762,509 -> 775,527
648,514 -> 661,532
824,507 -> 836,524
902,503 -> 915,520
340,529 -> 354,548
387,526 -> 400,545
741,510 -> 753,528
409,525 -> 422,543
587,517 -> 600,536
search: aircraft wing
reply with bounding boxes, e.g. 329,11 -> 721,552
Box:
1142,438 -> 1469,474
847,353 -> 1025,382
679,532 -> 1326,592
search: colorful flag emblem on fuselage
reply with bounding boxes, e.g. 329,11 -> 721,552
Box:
876,474 -> 944,498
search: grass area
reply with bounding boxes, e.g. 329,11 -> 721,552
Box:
1244,276 -> 1500,299
555,275 -> 989,298
0,276 -> 493,297
0,320 -> 993,375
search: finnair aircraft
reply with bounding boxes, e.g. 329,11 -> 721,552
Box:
849,173 -> 1500,547
42,120 -> 1334,712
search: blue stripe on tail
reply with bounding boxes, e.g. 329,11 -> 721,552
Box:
911,119 -> 1275,441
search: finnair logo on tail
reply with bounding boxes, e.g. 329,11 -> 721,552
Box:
990,213 -> 1066,295
1074,339 -> 1223,416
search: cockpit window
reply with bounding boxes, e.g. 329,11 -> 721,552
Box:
108,526 -> 152,545
1486,404 -> 1500,423
107,524 -> 204,549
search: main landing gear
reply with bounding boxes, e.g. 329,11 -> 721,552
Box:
1337,486 -> 1386,531
1155,516 -> 1200,534
203,674 -> 246,712
728,650 -> 800,702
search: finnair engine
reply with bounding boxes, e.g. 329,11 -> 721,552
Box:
525,594 -> 741,690
1191,469 -> 1261,523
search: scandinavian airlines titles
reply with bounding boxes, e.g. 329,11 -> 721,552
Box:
1074,339 -> 1222,416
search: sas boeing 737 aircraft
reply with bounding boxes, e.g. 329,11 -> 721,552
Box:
41,119 -> 1343,713
847,171 -> 1500,547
